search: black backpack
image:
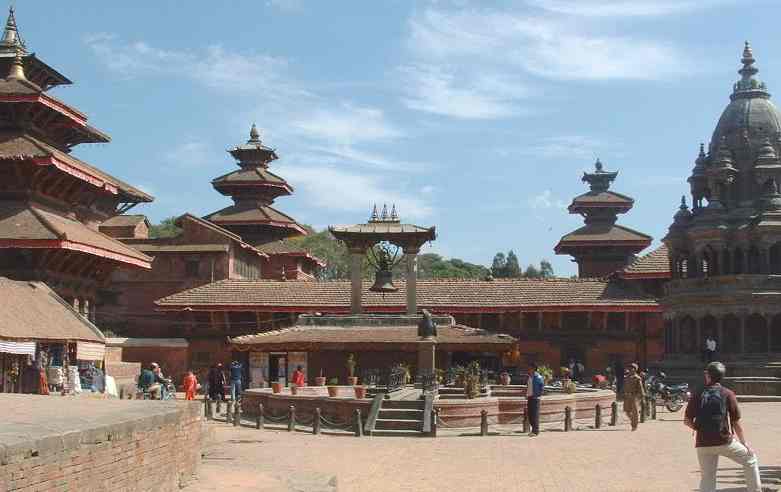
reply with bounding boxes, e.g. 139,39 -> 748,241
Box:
696,386 -> 727,434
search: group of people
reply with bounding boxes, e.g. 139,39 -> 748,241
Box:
205,361 -> 244,402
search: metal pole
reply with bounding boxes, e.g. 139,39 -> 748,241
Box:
640,399 -> 646,424
595,404 -> 602,429
216,399 -> 222,415
354,409 -> 363,437
480,410 -> 488,436
313,408 -> 321,435
233,402 -> 241,427
256,403 -> 264,430
203,396 -> 210,419
288,405 -> 296,432
651,398 -> 657,420
564,406 -> 572,432
430,409 -> 437,438
610,401 -> 618,426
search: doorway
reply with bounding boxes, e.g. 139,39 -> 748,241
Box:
269,353 -> 287,385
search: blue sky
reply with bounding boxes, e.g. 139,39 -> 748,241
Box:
16,0 -> 781,275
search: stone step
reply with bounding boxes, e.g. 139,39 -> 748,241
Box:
375,418 -> 422,431
370,429 -> 424,437
378,409 -> 423,421
382,400 -> 424,410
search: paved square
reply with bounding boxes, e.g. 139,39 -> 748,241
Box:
189,403 -> 781,492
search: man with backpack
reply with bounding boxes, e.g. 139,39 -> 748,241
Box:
684,362 -> 762,492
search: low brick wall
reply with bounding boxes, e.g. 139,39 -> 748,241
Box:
0,394 -> 209,492
241,389 -> 372,424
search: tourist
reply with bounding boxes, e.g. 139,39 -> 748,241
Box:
684,362 -> 762,492
623,363 -> 644,431
138,364 -> 162,400
229,360 -> 243,401
526,363 -> 544,437
291,365 -> 305,387
183,370 -> 198,401
207,363 -> 226,401
704,336 -> 717,363
151,363 -> 169,400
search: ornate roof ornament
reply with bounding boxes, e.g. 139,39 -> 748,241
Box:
732,41 -> 769,99
581,158 -> 618,193
370,204 -> 379,222
6,46 -> 25,80
673,195 -> 692,222
249,123 -> 260,143
390,204 -> 398,221
759,177 -> 781,211
0,6 -> 25,55
755,136 -> 778,163
380,204 -> 388,221
712,136 -> 737,174
753,136 -> 781,184
691,142 -> 708,177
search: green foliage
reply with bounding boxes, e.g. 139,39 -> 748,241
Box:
416,253 -> 488,279
537,364 -> 553,384
148,216 -> 181,239
288,228 -> 352,280
539,260 -> 554,278
491,252 -> 506,277
505,250 -> 522,277
464,361 -> 482,399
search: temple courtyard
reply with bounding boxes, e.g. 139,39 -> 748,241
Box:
189,402 -> 781,492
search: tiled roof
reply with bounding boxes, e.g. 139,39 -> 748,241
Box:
156,278 -> 659,311
570,190 -> 634,206
255,239 -> 327,266
212,167 -> 291,186
133,244 -> 229,253
556,224 -> 652,247
101,215 -> 147,228
0,278 -> 105,343
205,203 -> 306,233
0,202 -> 152,267
0,132 -> 151,202
230,324 -> 515,351
621,244 -> 671,278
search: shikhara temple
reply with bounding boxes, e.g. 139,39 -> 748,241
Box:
0,5 -> 779,395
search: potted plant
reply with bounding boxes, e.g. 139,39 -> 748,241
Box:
464,361 -> 482,399
314,368 -> 326,386
346,353 -> 358,386
327,377 -> 339,397
499,371 -> 511,386
271,381 -> 283,394
537,364 -> 553,385
354,385 -> 367,399
560,366 -> 571,387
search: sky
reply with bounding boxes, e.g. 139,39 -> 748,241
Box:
15,0 -> 781,275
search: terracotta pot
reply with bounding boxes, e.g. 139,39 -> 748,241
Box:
347,376 -> 358,386
271,382 -> 283,394
354,386 -> 367,399
500,373 -> 511,386
314,377 -> 326,386
290,384 -> 298,395
327,386 -> 339,397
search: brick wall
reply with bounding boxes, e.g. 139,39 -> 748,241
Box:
0,398 -> 209,492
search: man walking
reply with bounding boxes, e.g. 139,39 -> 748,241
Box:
684,362 -> 762,492
526,363 -> 544,437
623,363 -> 645,431
229,360 -> 244,402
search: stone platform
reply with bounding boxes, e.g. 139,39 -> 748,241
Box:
0,394 -> 209,492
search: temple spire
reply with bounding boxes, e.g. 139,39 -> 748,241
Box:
733,40 -> 768,97
7,45 -> 25,80
248,123 -> 260,143
0,6 -> 25,54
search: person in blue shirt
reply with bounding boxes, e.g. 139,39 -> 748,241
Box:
229,360 -> 243,401
526,363 -> 545,436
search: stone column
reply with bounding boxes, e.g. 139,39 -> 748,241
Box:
350,249 -> 364,314
417,339 -> 436,379
761,248 -> 770,274
695,317 -> 702,351
404,248 -> 419,315
739,315 -> 746,354
674,318 -> 681,354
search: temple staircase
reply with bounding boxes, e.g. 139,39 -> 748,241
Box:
372,399 -> 425,436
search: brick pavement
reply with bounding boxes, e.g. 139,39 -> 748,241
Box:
188,403 -> 781,492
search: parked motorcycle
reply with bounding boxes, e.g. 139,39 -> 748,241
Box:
646,372 -> 690,412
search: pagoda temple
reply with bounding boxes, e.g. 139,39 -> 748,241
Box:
555,160 -> 651,278
206,124 -> 322,280
663,43 -> 781,362
0,7 -> 153,320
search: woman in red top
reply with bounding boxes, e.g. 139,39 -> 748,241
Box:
183,370 -> 198,400
291,365 -> 305,387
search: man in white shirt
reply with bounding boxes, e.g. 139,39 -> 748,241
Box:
705,336 -> 717,363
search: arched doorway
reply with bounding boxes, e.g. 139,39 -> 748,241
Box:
746,314 -> 769,353
679,316 -> 697,354
722,314 -> 740,354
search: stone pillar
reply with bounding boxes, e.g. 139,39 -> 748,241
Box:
742,252 -> 750,275
695,317 -> 702,350
739,315 -> 746,354
674,318 -> 681,354
417,339 -> 436,379
404,249 -> 418,315
350,249 -> 364,314
761,248 -> 770,274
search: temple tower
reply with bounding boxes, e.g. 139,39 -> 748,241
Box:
664,42 -> 781,361
0,8 -> 153,317
555,160 -> 651,277
205,125 -> 321,279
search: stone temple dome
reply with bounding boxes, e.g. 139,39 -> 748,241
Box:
709,42 -> 781,154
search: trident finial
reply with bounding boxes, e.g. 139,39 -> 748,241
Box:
370,204 -> 379,221
380,204 -> 388,221
390,204 -> 398,221
594,158 -> 603,172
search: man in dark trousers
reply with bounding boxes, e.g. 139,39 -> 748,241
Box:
613,359 -> 625,398
684,362 -> 762,492
526,363 -> 545,437
207,363 -> 226,401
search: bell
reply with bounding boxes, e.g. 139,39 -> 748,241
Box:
369,268 -> 398,293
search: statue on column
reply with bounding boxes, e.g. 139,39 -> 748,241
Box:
418,309 -> 438,338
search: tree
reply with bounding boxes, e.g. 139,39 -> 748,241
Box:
523,264 -> 541,278
417,253 -> 488,279
148,216 -> 181,238
505,250 -> 522,278
491,252 -> 507,278
539,260 -> 554,278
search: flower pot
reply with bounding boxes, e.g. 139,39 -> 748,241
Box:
499,373 -> 511,386
290,384 -> 299,395
271,382 -> 283,394
327,386 -> 339,397
314,377 -> 326,386
347,376 -> 358,386
354,386 -> 367,399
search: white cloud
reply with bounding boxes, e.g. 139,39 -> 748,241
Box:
283,166 -> 433,220
526,0 -> 732,17
529,190 -> 566,210
407,9 -> 685,82
292,104 -> 402,144
515,135 -> 610,160
400,64 -> 527,119
163,141 -> 215,168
